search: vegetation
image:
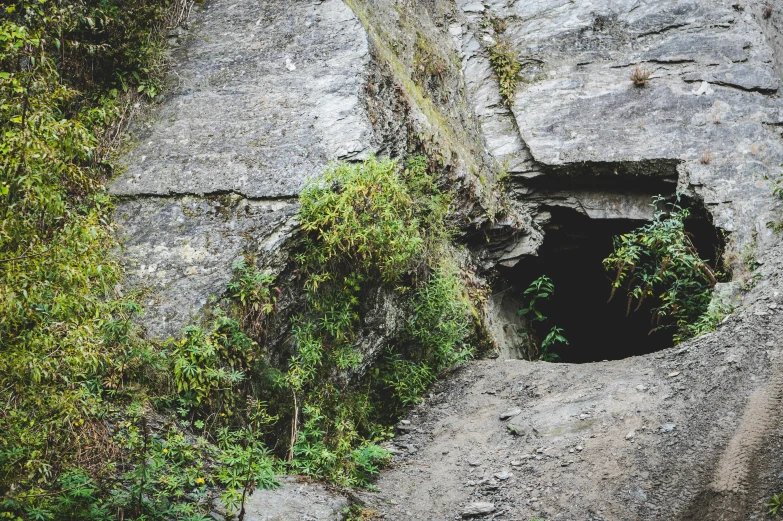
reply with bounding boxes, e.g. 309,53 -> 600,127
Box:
0,0 -> 489,516
518,275 -> 568,361
489,39 -> 522,106
603,197 -> 720,343
280,156 -> 477,484
765,169 -> 783,233
630,65 -> 652,87
0,1 -> 222,519
768,491 -> 783,515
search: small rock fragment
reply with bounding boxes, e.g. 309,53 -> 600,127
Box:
660,423 -> 678,432
625,430 -> 635,440
462,502 -> 496,518
494,471 -> 512,481
499,408 -> 522,420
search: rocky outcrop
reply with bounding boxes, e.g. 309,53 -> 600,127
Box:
457,0 -> 783,264
211,476 -> 349,521
112,0 -> 783,518
112,0 -> 374,337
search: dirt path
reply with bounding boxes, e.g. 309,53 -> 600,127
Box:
358,252 -> 783,520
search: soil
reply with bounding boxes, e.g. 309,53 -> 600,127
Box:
356,244 -> 783,521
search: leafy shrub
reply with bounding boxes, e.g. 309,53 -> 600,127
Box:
769,491 -> 783,515
280,156 -> 476,485
604,197 -> 719,341
489,40 -> 522,106
172,316 -> 255,414
0,0 -> 208,517
227,259 -> 278,336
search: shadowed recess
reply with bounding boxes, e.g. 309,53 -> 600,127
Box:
497,203 -> 724,363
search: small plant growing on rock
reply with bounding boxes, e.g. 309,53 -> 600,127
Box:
630,65 -> 652,87
768,491 -> 783,515
700,150 -> 712,164
482,12 -> 509,34
604,197 -> 719,342
489,39 -> 522,106
767,170 -> 783,233
518,275 -> 568,361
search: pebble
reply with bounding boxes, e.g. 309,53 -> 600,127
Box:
499,408 -> 522,420
660,423 -> 678,432
468,459 -> 481,467
494,471 -> 512,481
625,430 -> 635,440
576,445 -> 584,451
462,502 -> 496,518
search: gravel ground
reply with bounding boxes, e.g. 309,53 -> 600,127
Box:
357,243 -> 783,521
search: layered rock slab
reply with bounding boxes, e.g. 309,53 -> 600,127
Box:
458,0 -> 783,257
211,477 -> 348,521
111,0 -> 374,338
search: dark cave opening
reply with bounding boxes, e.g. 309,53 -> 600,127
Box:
497,202 -> 725,363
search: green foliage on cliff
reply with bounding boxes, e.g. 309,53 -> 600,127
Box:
282,156 -> 477,484
0,0 -> 485,514
603,198 -> 719,342
0,1 -> 230,519
489,39 -> 522,106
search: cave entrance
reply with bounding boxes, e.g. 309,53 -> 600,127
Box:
497,203 -> 725,363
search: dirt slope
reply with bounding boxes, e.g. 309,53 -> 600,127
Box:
357,246 -> 783,521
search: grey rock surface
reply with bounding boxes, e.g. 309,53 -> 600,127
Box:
115,196 -> 296,337
113,0 -> 372,199
111,0 -> 783,518
461,502 -> 495,517
212,477 -> 348,521
112,0 -> 374,338
457,0 -> 783,260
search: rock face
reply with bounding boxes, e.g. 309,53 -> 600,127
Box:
111,0 -> 374,338
113,0 -> 783,519
458,0 -> 783,261
211,477 -> 349,521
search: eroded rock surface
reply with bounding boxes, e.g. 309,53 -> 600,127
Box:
212,477 -> 348,521
457,0 -> 783,262
112,0 -> 373,338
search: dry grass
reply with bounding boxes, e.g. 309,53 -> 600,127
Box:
630,65 -> 652,87
700,150 -> 712,165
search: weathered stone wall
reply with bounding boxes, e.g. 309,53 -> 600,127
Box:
112,0 -> 375,338
749,0 -> 783,80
